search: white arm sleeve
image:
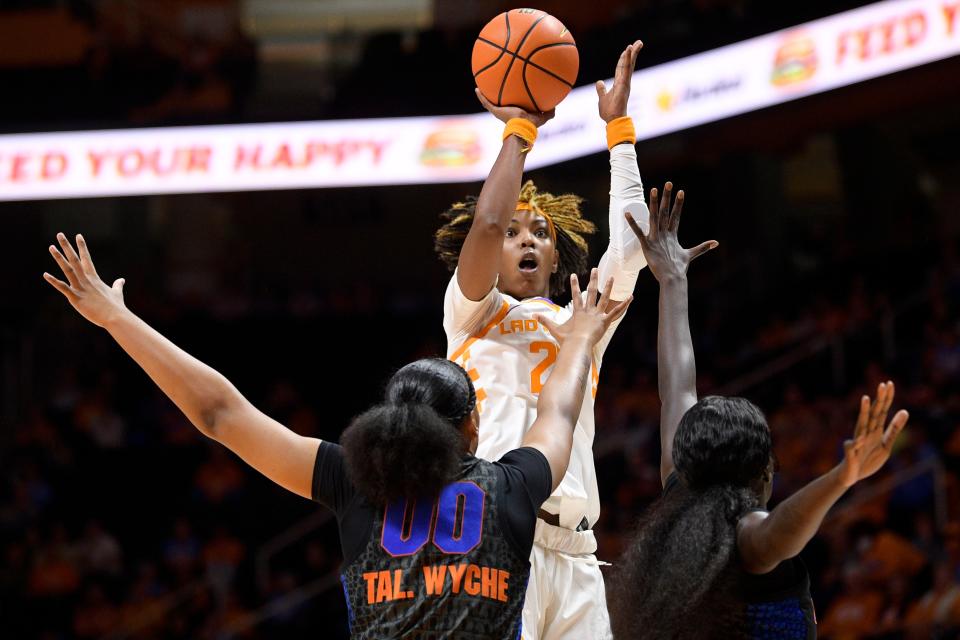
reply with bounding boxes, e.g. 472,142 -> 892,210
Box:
596,143 -> 648,302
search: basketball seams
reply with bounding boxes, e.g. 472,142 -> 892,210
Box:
497,12 -> 547,107
524,43 -> 578,87
472,40 -> 506,79
473,9 -> 578,112
477,38 -> 576,88
493,11 -> 515,107
476,36 -> 509,52
517,16 -> 551,113
521,68 -> 541,113
473,14 -> 510,80
521,48 -> 575,112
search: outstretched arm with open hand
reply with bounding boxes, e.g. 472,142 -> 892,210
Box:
737,382 -> 909,574
596,39 -> 643,124
44,233 -> 321,500
625,183 -> 717,484
595,40 -> 651,309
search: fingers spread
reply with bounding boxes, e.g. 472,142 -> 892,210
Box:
569,273 -> 583,310
659,182 -> 673,219
585,268 -> 599,308
879,381 -> 895,424
597,276 -> 614,312
688,240 -> 718,262
648,188 -> 661,229
535,313 -> 560,339
43,272 -> 76,300
606,296 -> 632,323
869,382 -> 889,429
669,189 -> 684,231
57,232 -> 83,271
595,80 -> 607,97
625,212 -> 648,242
76,234 -> 99,277
49,245 -> 80,287
883,410 -> 909,448
854,395 -> 870,439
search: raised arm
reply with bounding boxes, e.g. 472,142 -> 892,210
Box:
521,269 -> 631,490
44,233 -> 320,500
738,382 -> 909,573
456,91 -> 553,300
626,185 -> 717,484
595,40 -> 649,307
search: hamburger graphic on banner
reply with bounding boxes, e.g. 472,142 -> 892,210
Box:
420,125 -> 482,168
771,33 -> 818,87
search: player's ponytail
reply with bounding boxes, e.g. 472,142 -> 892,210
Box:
610,397 -> 772,640
341,358 -> 477,506
610,481 -> 755,639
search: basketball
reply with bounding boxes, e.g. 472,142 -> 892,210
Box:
472,9 -> 579,113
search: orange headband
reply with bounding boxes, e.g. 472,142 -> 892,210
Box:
516,201 -> 557,243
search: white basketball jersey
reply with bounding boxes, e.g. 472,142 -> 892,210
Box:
444,273 -> 620,530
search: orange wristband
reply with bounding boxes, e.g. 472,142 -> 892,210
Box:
503,118 -> 538,149
606,116 -> 636,149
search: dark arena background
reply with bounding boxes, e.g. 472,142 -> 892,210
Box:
2,1 -> 960,638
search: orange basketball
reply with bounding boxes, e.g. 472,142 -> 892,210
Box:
472,9 -> 578,113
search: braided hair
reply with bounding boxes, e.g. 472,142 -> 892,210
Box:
609,397 -> 773,639
434,180 -> 596,296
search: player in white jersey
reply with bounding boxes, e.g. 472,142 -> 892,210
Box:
433,41 -> 648,640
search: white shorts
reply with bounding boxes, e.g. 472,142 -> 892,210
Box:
521,520 -> 612,640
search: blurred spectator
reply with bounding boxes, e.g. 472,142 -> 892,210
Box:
27,525 -> 81,598
73,374 -> 127,449
874,575 -> 911,638
74,519 -> 123,578
72,583 -> 120,638
820,565 -> 884,639
203,525 -> 245,601
194,445 -> 247,504
903,564 -> 960,639
860,529 -> 927,583
164,518 -> 201,583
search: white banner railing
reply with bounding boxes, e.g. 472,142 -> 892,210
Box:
2,0 -> 960,201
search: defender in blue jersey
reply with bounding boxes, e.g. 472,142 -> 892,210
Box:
42,233 -> 628,640
318,269 -> 628,638
606,184 -> 911,640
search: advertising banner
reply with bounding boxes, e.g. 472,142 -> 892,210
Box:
1,0 -> 958,201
